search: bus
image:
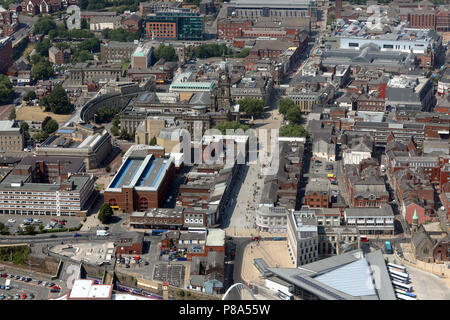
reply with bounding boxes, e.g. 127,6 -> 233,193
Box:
392,280 -> 413,292
277,290 -> 294,300
396,293 -> 417,300
390,274 -> 409,283
388,268 -> 409,280
387,263 -> 406,273
395,289 -> 417,298
384,241 -> 393,254
188,227 -> 207,234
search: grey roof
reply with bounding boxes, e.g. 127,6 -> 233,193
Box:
269,249 -> 394,300
365,250 -> 397,300
189,91 -> 211,106
345,204 -> 394,218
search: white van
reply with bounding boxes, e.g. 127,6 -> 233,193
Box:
96,230 -> 109,236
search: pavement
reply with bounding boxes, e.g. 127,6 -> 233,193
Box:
240,240 -> 293,285
50,242 -> 115,265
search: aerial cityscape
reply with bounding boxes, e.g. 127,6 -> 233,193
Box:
0,0 -> 448,304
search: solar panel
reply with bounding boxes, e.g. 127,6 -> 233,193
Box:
293,274 -> 346,300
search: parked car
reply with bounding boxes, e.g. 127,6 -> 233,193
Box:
29,293 -> 35,299
1,272 -> 7,277
7,294 -> 12,299
15,275 -> 20,280
0,285 -> 5,290
25,277 -> 31,282
52,285 -> 60,290
50,288 -> 60,293
0,294 -> 4,299
36,280 -> 42,284
7,219 -> 15,223
15,293 -> 20,299
21,293 -> 27,299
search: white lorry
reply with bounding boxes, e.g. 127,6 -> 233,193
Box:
96,230 -> 109,236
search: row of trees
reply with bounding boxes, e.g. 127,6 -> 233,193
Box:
189,44 -> 250,59
153,44 -> 178,62
0,75 -> 13,104
238,98 -> 264,119
213,121 -> 249,134
278,98 -> 309,138
102,29 -> 139,42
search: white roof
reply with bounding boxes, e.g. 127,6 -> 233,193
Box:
68,280 -> 112,299
206,229 -> 225,247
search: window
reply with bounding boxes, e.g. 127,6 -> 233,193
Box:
109,199 -> 117,206
348,43 -> 359,47
139,197 -> 148,211
383,44 -> 394,49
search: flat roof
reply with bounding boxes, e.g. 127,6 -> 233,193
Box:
107,155 -> 173,191
206,229 -> 225,247
68,280 -> 113,300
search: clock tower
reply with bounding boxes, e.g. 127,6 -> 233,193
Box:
215,64 -> 232,111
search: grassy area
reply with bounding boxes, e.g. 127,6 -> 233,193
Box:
16,106 -> 72,123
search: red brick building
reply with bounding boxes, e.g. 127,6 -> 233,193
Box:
433,235 -> 450,262
122,14 -> 142,34
115,233 -> 144,255
217,18 -> 252,40
0,37 -> 13,75
104,154 -> 175,213
356,93 -> 385,112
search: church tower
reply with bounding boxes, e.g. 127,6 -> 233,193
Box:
411,209 -> 419,234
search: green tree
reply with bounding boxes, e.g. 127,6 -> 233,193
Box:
41,116 -> 52,130
213,121 -> 249,134
285,106 -> 302,124
110,126 -> 119,136
77,37 -> 101,53
46,84 -> 73,114
153,44 -> 178,62
81,18 -> 89,29
44,119 -> 59,134
98,203 -> 113,224
23,91 -> 36,102
71,50 -> 93,63
24,225 -> 35,235
20,122 -> 30,140
327,13 -> 336,26
32,131 -> 49,142
278,98 -> 296,115
102,28 -> 139,42
0,75 -> 13,103
149,136 -> 157,146
279,123 -> 309,138
36,39 -> 52,57
34,16 -> 56,35
31,60 -> 54,80
238,98 -> 264,118
8,108 -> 15,120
